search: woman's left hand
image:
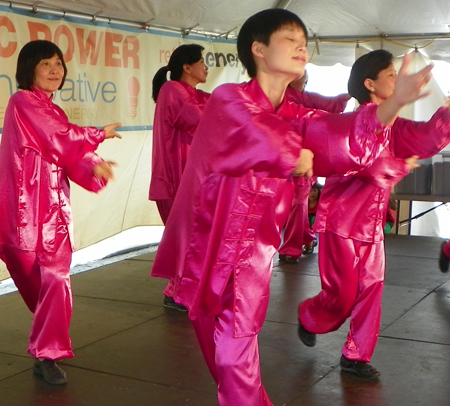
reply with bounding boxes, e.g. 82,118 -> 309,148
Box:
103,123 -> 122,139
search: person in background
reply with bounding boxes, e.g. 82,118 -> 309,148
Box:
303,182 -> 322,254
149,44 -> 209,311
151,8 -> 434,405
384,198 -> 398,234
298,49 -> 450,380
0,40 -> 121,385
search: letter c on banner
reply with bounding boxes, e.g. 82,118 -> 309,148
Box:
0,16 -> 17,57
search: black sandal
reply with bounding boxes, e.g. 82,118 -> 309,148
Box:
279,254 -> 300,264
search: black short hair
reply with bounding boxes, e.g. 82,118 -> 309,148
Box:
237,9 -> 307,78
16,40 -> 67,91
311,182 -> 322,199
348,49 -> 394,104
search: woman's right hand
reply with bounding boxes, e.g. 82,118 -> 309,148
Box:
377,54 -> 433,126
392,53 -> 433,107
405,155 -> 420,170
293,148 -> 314,178
94,160 -> 117,181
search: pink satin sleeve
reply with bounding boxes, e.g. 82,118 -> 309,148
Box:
65,152 -> 107,192
391,106 -> 450,159
301,103 -> 389,177
173,89 -> 210,139
160,81 -> 210,140
356,148 -> 409,189
286,88 -> 348,113
11,91 -> 105,167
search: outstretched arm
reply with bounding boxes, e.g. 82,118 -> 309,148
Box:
391,100 -> 450,159
286,86 -> 349,113
377,53 -> 433,125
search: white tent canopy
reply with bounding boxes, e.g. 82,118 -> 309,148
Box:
6,0 -> 450,65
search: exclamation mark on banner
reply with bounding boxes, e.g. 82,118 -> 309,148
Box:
128,76 -> 140,119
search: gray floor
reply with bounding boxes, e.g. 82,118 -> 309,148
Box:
1,234 -> 450,406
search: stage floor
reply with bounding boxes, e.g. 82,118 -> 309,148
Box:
0,234 -> 449,406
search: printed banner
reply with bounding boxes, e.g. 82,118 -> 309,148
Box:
0,8 -> 247,130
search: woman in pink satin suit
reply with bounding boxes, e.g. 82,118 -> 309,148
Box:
151,9 -> 434,406
0,40 -> 121,385
298,49 -> 450,380
303,182 -> 322,254
149,44 -> 210,311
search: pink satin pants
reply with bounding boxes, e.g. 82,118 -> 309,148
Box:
299,231 -> 385,362
155,199 -> 175,225
156,199 -> 177,298
0,224 -> 74,360
191,280 -> 274,406
279,180 -> 313,258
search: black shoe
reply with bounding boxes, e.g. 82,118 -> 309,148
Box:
163,295 -> 188,312
33,359 -> 67,385
298,320 -> 316,347
340,355 -> 380,380
279,254 -> 300,264
302,240 -> 318,255
302,246 -> 314,255
439,241 -> 449,273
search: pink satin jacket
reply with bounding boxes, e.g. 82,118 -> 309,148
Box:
315,104 -> 450,243
149,80 -> 210,201
0,88 -> 107,252
151,80 -> 388,336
